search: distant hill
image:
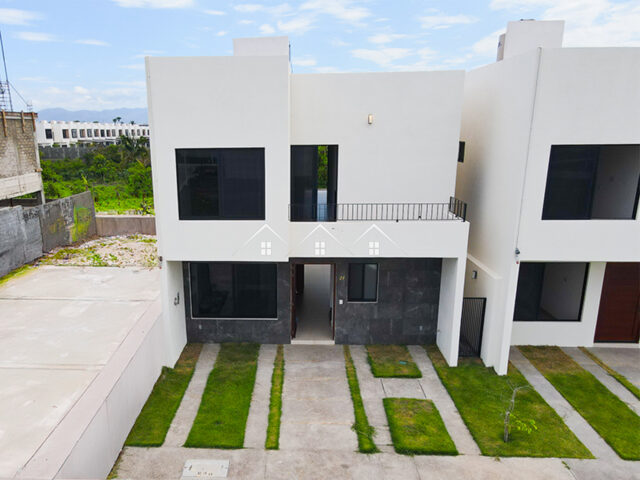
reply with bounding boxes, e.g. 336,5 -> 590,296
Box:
37,107 -> 148,124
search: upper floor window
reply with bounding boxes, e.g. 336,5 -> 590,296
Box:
94,129 -> 99,137
87,129 -> 92,137
62,129 -> 69,139
176,148 -> 265,220
79,129 -> 85,138
100,129 -> 105,137
71,129 -> 77,138
542,145 -> 640,220
45,129 -> 53,139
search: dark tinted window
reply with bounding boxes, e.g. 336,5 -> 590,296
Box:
45,129 -> 53,139
190,262 -> 277,318
176,148 -> 265,220
348,263 -> 378,302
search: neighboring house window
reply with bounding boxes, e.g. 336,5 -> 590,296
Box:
176,148 -> 265,220
87,129 -> 92,137
79,129 -> 85,138
189,262 -> 277,318
45,129 -> 53,139
100,129 -> 105,137
137,129 -> 141,135
94,129 -> 99,137
125,129 -> 130,136
348,263 -> 378,302
514,262 -> 588,322
118,129 -> 123,136
62,129 -> 69,139
71,129 -> 77,138
458,141 -> 465,163
542,145 -> 640,220
111,129 -> 116,136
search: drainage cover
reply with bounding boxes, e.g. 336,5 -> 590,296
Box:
181,459 -> 229,479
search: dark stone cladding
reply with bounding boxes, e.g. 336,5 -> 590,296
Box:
182,261 -> 291,344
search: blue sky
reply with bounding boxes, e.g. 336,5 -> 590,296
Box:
1,0 -> 639,111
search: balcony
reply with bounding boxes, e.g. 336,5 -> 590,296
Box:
289,197 -> 467,222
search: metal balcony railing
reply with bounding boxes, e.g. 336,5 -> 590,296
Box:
289,197 -> 467,222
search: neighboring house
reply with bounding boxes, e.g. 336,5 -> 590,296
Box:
36,120 -> 150,147
0,111 -> 44,203
457,20 -> 640,375
147,36 -> 469,367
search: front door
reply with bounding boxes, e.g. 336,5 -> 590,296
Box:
594,263 -> 640,342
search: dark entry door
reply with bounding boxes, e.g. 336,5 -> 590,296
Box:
594,263 -> 640,342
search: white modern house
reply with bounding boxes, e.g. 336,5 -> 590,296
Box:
36,120 -> 150,147
146,36 -> 469,367
457,20 -> 640,375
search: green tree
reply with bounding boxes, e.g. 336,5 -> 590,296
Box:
119,135 -> 150,166
127,160 -> 153,198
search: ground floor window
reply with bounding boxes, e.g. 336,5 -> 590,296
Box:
348,263 -> 378,302
514,262 -> 588,322
189,262 -> 277,318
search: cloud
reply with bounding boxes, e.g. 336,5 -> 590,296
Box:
368,33 -> 408,44
31,83 -> 147,110
234,4 -> 265,13
15,31 -> 58,42
277,17 -> 314,34
73,86 -> 90,95
239,19 -> 255,25
419,13 -> 477,30
351,47 -> 412,67
76,39 -> 110,46
217,31 -> 227,36
471,29 -> 504,57
112,0 -> 194,7
292,56 -> 317,66
260,24 -> 276,34
0,8 -> 41,25
300,0 -> 370,22
204,9 -> 225,15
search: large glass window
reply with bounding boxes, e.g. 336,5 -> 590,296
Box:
514,262 -> 588,322
348,263 -> 378,302
189,262 -> 277,318
176,148 -> 265,220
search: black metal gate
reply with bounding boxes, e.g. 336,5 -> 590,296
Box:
459,297 -> 486,357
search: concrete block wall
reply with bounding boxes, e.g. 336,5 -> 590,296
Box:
0,112 -> 42,200
96,215 -> 156,236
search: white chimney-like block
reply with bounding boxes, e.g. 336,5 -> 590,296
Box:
498,20 -> 564,61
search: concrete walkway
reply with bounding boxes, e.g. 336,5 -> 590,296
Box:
279,345 -> 357,451
587,346 -> 640,390
509,347 -> 618,461
244,344 -> 278,448
163,344 -> 219,447
563,347 -> 640,415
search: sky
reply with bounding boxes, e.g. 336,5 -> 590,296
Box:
1,0 -> 639,111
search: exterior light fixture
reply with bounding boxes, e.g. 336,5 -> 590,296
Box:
471,270 -> 478,279
367,114 -> 374,125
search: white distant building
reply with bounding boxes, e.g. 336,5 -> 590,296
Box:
146,36 -> 470,367
457,20 -> 640,375
36,120 -> 150,147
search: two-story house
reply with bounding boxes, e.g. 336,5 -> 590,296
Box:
457,20 -> 640,375
146,36 -> 469,367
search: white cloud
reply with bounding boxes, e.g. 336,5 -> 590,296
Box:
15,31 -> 58,42
73,86 -> 90,95
351,47 -> 412,67
300,0 -> 370,22
112,0 -> 193,7
76,39 -> 110,46
419,14 -> 477,30
471,29 -> 504,57
292,56 -> 317,66
234,4 -> 265,13
368,33 -> 408,44
31,83 -> 146,110
0,8 -> 41,25
277,17 -> 314,34
204,9 -> 226,15
239,19 -> 255,25
217,31 -> 227,36
260,24 -> 276,34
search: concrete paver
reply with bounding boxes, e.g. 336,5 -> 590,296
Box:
163,344 -> 219,447
381,378 -> 426,398
244,344 -> 278,448
587,346 -> 640,390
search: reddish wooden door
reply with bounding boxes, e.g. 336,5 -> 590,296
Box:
594,263 -> 640,342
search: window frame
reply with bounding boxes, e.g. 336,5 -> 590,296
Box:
348,262 -> 379,303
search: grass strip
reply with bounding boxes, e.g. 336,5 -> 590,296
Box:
426,345 -> 592,458
520,346 -> 640,460
579,347 -> 640,401
185,343 -> 260,448
384,398 -> 458,455
366,345 -> 422,378
125,343 -> 202,446
344,346 -> 379,453
265,345 -> 284,450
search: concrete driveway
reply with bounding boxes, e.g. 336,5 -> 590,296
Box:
0,266 -> 159,479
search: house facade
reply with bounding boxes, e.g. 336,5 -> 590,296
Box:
147,36 -> 469,367
36,120 -> 150,147
457,21 -> 640,375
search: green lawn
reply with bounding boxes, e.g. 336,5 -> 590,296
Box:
185,343 -> 260,448
366,345 -> 422,378
580,347 -> 640,401
426,346 -> 592,458
384,398 -> 458,455
520,346 -> 640,460
125,343 -> 202,446
265,345 -> 284,450
344,346 -> 379,453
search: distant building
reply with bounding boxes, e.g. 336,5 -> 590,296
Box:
36,120 -> 150,147
0,111 -> 44,203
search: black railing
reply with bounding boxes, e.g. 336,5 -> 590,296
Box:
459,297 -> 486,357
289,197 -> 467,222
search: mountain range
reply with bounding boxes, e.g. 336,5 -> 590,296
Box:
37,107 -> 148,124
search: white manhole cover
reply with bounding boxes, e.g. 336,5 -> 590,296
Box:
181,459 -> 229,479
